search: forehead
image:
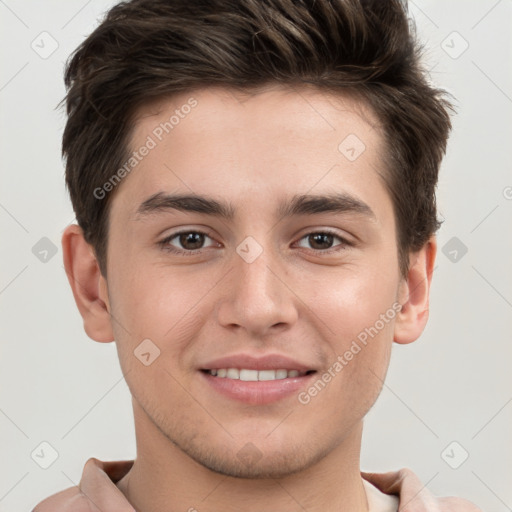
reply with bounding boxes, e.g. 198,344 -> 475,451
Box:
113,84 -> 389,221
131,84 -> 381,144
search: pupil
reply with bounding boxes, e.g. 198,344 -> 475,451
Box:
309,233 -> 333,250
180,232 -> 204,250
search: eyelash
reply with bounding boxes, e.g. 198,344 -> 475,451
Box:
157,229 -> 353,256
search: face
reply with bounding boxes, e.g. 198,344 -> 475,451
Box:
102,85 -> 405,478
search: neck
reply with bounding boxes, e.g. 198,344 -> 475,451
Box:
116,399 -> 369,512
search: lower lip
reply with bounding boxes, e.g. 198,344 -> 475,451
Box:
199,370 -> 317,405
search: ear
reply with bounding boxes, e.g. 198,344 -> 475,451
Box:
393,236 -> 437,345
62,224 -> 114,343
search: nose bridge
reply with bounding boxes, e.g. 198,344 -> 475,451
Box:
238,245 -> 279,301
217,236 -> 298,333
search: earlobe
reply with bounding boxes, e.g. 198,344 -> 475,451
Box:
393,236 -> 437,345
62,224 -> 114,343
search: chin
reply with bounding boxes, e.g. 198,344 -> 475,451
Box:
180,437 -> 330,480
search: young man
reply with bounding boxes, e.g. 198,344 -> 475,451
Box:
33,0 -> 480,510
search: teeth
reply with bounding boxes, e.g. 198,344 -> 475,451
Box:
258,370 -> 276,381
240,369 -> 258,381
226,368 -> 239,379
276,369 -> 288,379
207,368 -> 310,380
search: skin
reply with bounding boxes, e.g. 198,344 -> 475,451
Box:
62,84 -> 436,512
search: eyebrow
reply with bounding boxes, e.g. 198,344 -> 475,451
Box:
134,191 -> 376,222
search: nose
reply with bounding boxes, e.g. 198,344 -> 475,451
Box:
216,244 -> 298,337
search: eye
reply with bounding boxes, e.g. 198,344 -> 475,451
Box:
158,228 -> 353,256
296,230 -> 352,253
158,230 -> 218,254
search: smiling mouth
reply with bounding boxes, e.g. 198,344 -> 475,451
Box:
200,368 -> 317,381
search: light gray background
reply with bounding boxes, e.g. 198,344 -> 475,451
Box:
1,1 -> 511,510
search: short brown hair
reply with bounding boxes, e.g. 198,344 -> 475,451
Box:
61,0 -> 452,278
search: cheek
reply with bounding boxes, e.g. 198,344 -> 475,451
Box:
303,285 -> 396,431
109,261 -> 199,335
310,263 -> 398,392
314,260 -> 398,333
106,261 -> 216,383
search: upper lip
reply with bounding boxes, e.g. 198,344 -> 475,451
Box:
199,353 -> 316,372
